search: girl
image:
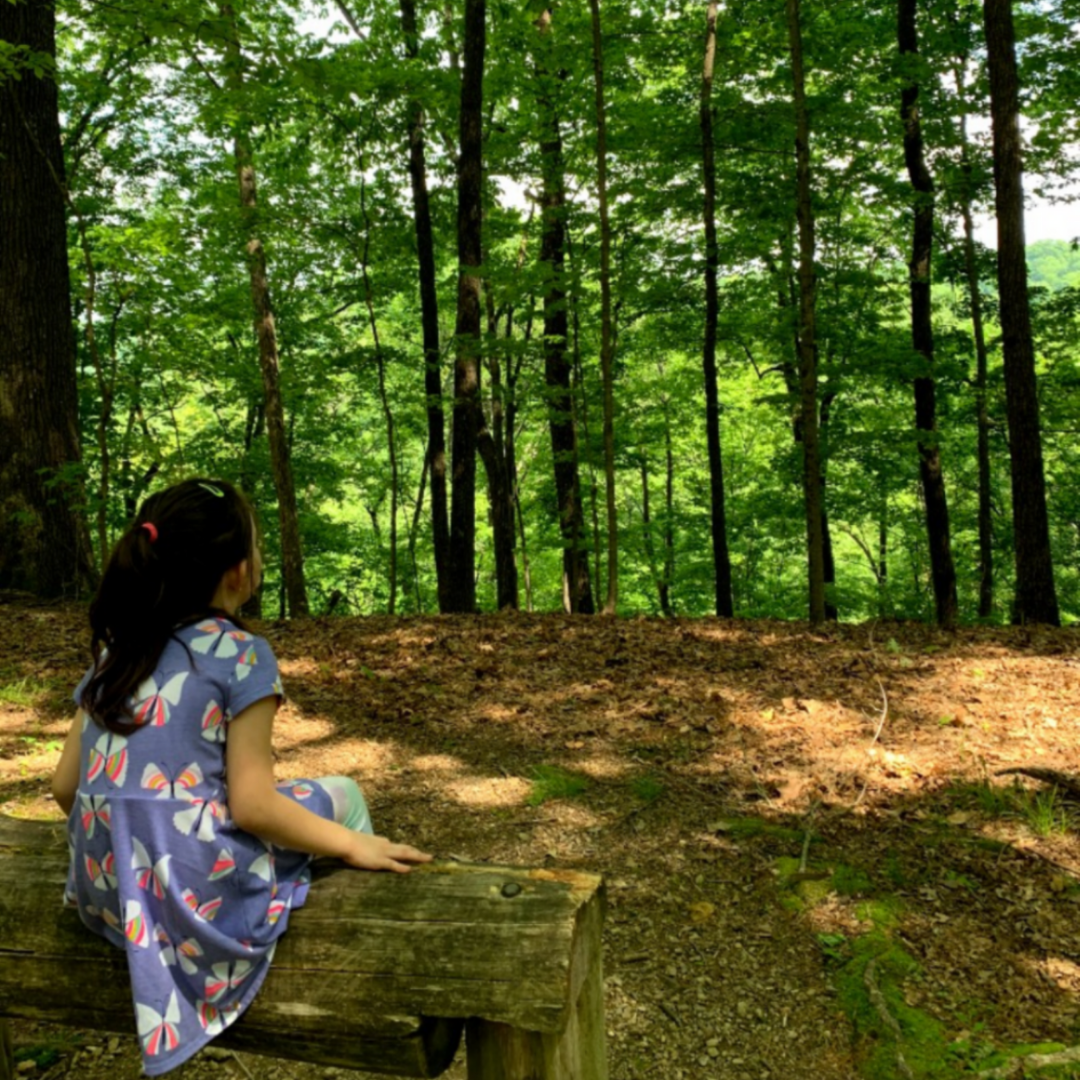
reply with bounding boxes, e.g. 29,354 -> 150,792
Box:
51,478 -> 430,1076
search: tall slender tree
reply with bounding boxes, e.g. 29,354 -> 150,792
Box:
535,7 -> 594,614
447,0 -> 486,612
699,0 -> 734,618
898,0 -> 958,627
221,5 -> 309,617
399,0 -> 451,612
0,0 -> 95,597
983,0 -> 1059,625
785,0 -> 826,625
589,0 -> 618,615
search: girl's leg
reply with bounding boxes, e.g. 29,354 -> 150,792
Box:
313,775 -> 373,834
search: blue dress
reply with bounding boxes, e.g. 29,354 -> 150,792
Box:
66,616 -> 335,1076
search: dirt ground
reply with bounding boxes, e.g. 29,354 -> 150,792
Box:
2,601 -> 1079,1079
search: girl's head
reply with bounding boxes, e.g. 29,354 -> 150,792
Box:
82,478 -> 260,730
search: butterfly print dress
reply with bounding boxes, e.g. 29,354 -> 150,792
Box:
66,617 -> 335,1076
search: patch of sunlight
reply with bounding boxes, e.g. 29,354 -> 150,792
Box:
445,775 -> 531,808
574,755 -> 630,780
272,710 -> 338,751
0,709 -> 36,735
1039,956 -> 1080,992
476,703 -> 520,723
409,753 -> 468,774
279,736 -> 399,775
0,748 -> 59,782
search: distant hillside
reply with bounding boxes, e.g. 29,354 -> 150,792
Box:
1027,238 -> 1080,290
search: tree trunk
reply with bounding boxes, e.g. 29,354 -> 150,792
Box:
222,6 -> 308,617
400,0 -> 451,611
447,0 -> 486,613
589,0 -> 618,615
477,283 -> 518,611
898,0 -> 958,628
0,0 -> 95,598
360,175 -> 398,615
785,0 -> 826,625
535,8 -> 594,615
819,392 -> 838,622
952,62 -> 994,620
983,0 -> 1058,623
700,0 -> 734,618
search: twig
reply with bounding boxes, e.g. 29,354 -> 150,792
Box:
852,678 -> 890,810
229,1051 -> 257,1080
657,1001 -> 683,1026
863,958 -> 914,1080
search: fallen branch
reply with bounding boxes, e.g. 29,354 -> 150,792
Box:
995,767 -> 1080,802
863,958 -> 914,1080
978,1044 -> 1080,1078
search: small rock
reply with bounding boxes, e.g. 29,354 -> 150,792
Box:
17,1062 -> 36,1075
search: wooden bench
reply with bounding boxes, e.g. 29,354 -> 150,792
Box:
0,816 -> 607,1079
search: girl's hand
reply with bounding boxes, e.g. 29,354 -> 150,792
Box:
342,832 -> 433,873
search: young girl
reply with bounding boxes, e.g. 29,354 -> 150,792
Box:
51,478 -> 430,1076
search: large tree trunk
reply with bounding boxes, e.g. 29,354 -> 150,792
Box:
983,0 -> 1059,625
0,0 -> 96,598
589,0 -> 618,615
535,8 -> 594,615
447,0 -> 486,613
952,62 -> 994,620
700,0 -> 735,619
785,0 -> 826,625
400,0 -> 451,612
899,0 -> 958,628
222,6 -> 308,617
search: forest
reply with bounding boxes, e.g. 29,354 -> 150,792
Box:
2,0 -> 1080,626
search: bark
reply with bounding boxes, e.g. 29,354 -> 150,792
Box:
535,8 -> 594,615
819,392 -> 838,622
983,0 -> 1059,625
700,0 -> 735,618
952,64 -> 994,619
785,0 -> 826,625
399,0 -> 451,611
589,0 -> 618,615
447,0 -> 486,612
0,0 -> 96,597
222,6 -> 308,617
477,283 -> 518,610
898,0 -> 958,628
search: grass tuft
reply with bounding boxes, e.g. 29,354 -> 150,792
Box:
526,765 -> 589,806
628,775 -> 665,803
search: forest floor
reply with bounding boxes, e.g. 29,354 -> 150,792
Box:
2,601 -> 1080,1080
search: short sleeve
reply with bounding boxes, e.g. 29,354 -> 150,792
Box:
224,633 -> 285,720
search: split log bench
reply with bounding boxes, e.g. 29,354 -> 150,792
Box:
0,816 -> 607,1079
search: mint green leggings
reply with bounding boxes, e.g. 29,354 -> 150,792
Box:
314,775 -> 373,834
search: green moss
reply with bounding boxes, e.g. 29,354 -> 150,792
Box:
721,816 -> 807,843
832,863 -> 874,897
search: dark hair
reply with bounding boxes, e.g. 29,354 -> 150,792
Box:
81,478 -> 257,733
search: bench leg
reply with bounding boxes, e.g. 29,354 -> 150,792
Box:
465,957 -> 608,1080
1,1019 -> 13,1080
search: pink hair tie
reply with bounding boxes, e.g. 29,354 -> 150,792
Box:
140,522 -> 159,543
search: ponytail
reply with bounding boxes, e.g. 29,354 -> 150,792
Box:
81,479 -> 256,732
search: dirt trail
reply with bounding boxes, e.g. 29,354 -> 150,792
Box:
2,605 -> 1078,1079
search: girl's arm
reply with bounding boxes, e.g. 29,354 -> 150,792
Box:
51,712 -> 83,816
225,697 -> 431,873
